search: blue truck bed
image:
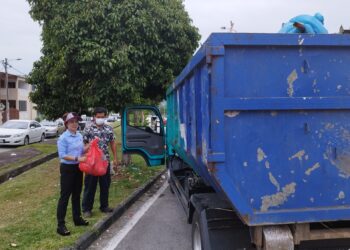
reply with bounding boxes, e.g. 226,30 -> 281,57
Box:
166,33 -> 350,226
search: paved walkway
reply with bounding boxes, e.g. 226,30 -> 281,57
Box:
0,138 -> 57,168
0,148 -> 42,168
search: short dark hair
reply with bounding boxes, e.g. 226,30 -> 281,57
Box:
93,107 -> 107,116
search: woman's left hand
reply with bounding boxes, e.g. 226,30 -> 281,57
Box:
78,156 -> 86,162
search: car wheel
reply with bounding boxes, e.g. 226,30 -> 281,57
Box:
40,133 -> 45,142
24,136 -> 29,146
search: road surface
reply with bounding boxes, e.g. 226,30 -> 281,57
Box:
0,138 -> 57,154
88,179 -> 192,250
0,146 -> 12,153
88,177 -> 350,250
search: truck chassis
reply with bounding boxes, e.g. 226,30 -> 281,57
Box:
167,156 -> 350,250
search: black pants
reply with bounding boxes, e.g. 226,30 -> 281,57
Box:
82,164 -> 111,212
57,163 -> 83,227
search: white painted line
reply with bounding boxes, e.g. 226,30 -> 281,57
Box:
105,182 -> 169,250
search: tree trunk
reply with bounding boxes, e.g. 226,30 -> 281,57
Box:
122,153 -> 132,165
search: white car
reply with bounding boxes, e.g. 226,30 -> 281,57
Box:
0,120 -> 46,146
41,120 -> 65,138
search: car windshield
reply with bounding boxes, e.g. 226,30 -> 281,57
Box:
1,121 -> 29,129
41,121 -> 56,127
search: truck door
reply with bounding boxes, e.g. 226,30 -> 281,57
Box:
122,106 -> 165,166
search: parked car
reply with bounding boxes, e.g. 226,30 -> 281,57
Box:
40,120 -> 65,138
78,115 -> 93,131
107,116 -> 116,122
110,113 -> 121,121
0,120 -> 46,146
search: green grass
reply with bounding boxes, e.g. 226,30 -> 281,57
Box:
0,125 -> 164,249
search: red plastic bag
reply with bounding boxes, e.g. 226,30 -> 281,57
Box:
79,138 -> 108,176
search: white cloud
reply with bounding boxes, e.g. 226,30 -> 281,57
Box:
0,0 -> 42,75
1,0 -> 350,75
183,0 -> 350,44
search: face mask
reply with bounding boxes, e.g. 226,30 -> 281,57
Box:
95,118 -> 105,125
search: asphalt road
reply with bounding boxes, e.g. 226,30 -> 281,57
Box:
0,146 -> 12,153
0,138 -> 57,154
89,181 -> 192,250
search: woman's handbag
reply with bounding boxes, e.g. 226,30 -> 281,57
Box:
79,138 -> 108,176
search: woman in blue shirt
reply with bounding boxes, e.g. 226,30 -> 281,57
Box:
56,112 -> 89,236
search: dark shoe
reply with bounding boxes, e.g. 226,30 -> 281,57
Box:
100,207 -> 113,213
57,225 -> 70,236
83,211 -> 92,218
74,217 -> 89,226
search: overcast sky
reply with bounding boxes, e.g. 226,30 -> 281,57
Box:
0,0 -> 349,75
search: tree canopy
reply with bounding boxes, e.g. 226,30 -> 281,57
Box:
27,0 -> 200,119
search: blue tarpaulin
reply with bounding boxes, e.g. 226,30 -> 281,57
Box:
279,13 -> 328,34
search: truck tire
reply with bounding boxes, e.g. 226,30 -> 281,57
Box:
192,211 -> 204,250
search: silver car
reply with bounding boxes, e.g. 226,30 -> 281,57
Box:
41,120 -> 65,138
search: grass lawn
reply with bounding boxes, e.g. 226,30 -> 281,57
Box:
0,123 -> 164,249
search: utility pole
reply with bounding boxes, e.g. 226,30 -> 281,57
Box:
4,58 -> 9,121
1,58 -> 22,122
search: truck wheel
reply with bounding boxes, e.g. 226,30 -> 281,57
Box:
192,212 -> 203,250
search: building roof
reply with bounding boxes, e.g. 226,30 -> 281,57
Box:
0,72 -> 26,80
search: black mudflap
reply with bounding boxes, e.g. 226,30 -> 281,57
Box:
191,193 -> 255,250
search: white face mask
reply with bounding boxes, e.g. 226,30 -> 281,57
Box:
95,118 -> 105,125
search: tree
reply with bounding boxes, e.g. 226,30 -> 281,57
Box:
27,0 -> 200,119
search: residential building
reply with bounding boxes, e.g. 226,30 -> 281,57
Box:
0,72 -> 37,124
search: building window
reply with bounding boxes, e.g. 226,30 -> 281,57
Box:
18,81 -> 28,90
0,80 -> 17,88
19,101 -> 27,111
8,82 -> 16,88
9,100 -> 16,109
0,100 -> 16,109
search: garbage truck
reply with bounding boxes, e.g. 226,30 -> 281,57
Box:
121,33 -> 350,249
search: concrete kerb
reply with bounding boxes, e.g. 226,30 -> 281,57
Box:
70,169 -> 166,250
0,152 -> 58,185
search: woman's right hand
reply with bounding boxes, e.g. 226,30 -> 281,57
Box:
84,142 -> 91,153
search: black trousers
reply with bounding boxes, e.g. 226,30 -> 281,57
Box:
57,163 -> 83,227
82,164 -> 111,212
